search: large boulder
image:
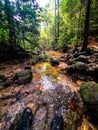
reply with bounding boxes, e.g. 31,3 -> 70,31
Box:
14,70 -> 32,85
80,81 -> 98,124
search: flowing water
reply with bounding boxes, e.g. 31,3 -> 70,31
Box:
0,51 -> 97,130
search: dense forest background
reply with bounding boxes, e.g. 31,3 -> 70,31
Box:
1,1 -> 98,129
0,0 -> 98,58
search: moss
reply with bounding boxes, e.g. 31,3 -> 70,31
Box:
41,62 -> 57,79
80,82 -> 97,102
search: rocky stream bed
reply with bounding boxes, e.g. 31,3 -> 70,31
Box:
0,51 -> 98,130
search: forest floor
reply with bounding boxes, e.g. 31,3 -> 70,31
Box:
0,49 -> 98,130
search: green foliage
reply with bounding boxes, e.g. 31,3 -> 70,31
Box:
0,29 -> 9,42
0,0 -> 41,50
57,0 -> 82,47
89,0 -> 98,37
1,0 -> 98,52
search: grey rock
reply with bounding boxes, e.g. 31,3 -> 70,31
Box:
14,70 -> 32,85
76,62 -> 87,71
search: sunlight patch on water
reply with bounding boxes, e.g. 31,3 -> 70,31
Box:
41,62 -> 57,78
41,76 -> 56,90
34,62 -> 78,92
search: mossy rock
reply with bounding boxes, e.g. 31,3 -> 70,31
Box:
14,70 -> 32,85
80,81 -> 98,124
76,62 -> 87,71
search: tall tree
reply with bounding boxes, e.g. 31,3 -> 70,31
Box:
54,0 -> 60,43
57,0 -> 60,41
81,0 -> 91,51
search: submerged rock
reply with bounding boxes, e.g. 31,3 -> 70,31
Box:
14,70 -> 32,85
80,81 -> 98,124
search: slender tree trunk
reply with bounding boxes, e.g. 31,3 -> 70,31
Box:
81,0 -> 91,51
54,0 -> 57,43
54,0 -> 59,43
57,0 -> 59,40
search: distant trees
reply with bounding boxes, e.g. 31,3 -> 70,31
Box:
0,0 -> 41,49
53,0 -> 98,51
56,0 -> 82,50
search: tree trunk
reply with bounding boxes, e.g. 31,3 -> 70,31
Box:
81,0 -> 91,51
54,0 -> 60,43
54,0 -> 57,43
57,0 -> 59,40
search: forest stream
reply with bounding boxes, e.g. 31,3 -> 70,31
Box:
0,51 -> 98,130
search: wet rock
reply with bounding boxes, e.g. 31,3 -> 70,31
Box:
80,81 -> 98,124
3,79 -> 12,87
77,55 -> 90,63
66,64 -> 76,74
0,74 -> 13,87
59,62 -> 68,70
76,62 -> 87,71
68,58 -> 77,65
87,67 -> 94,76
33,107 -> 47,130
67,62 -> 87,74
0,86 -> 22,99
13,70 -> 32,85
50,57 -> 59,66
0,74 -> 7,82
